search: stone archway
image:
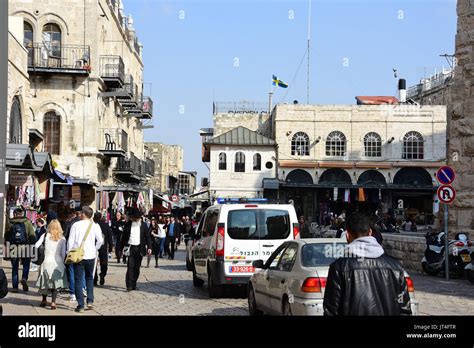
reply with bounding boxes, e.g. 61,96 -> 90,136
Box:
393,167 -> 433,187
319,168 -> 352,185
286,169 -> 313,184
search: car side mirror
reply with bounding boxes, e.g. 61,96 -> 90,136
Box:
252,260 -> 265,269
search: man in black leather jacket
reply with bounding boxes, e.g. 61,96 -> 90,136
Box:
323,212 -> 412,316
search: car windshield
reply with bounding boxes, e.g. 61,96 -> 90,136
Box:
227,209 -> 290,240
301,243 -> 347,267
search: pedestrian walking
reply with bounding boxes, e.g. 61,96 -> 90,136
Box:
64,208 -> 85,302
157,217 -> 167,258
67,206 -> 104,313
111,212 -> 126,263
35,219 -> 68,310
119,208 -> 152,291
323,212 -> 412,316
166,216 -> 178,260
163,216 -> 170,257
147,218 -> 160,268
4,207 -> 36,293
299,216 -> 311,238
31,218 -> 47,272
93,212 -> 113,286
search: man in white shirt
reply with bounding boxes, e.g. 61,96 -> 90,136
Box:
67,206 -> 103,313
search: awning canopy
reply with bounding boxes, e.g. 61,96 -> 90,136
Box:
6,144 -> 53,174
263,178 -> 280,190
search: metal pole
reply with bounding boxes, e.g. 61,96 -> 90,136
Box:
307,0 -> 311,104
0,1 -> 8,243
444,205 -> 449,281
268,92 -> 273,114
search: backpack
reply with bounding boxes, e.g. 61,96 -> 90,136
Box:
10,222 -> 28,245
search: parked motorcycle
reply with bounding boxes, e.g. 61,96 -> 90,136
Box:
421,231 -> 473,278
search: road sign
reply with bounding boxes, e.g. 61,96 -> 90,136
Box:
171,194 -> 179,202
437,184 -> 456,204
436,166 -> 455,185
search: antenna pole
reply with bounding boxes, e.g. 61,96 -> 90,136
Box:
307,0 -> 311,104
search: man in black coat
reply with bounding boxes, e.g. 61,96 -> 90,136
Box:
93,212 -> 114,286
323,212 -> 412,316
111,212 -> 126,263
119,208 -> 152,291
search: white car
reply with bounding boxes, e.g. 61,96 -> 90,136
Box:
191,201 -> 299,298
248,238 -> 419,315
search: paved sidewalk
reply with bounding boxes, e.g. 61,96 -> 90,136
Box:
0,246 -> 472,316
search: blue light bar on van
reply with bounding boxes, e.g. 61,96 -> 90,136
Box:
216,198 -> 268,204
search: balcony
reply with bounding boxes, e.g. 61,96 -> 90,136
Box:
27,43 -> 91,75
100,55 -> 125,88
136,96 -> 153,119
98,128 -> 128,158
114,152 -> 138,176
145,158 -> 155,177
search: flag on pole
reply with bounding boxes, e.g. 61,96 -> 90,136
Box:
272,75 -> 288,88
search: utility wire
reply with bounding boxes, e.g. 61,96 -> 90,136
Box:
280,48 -> 308,104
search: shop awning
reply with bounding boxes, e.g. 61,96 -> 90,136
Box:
53,169 -> 74,185
6,144 -> 41,171
34,152 -> 53,174
97,185 -> 138,192
263,178 -> 280,190
72,178 -> 98,187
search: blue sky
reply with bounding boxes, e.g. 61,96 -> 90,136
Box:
124,0 -> 457,182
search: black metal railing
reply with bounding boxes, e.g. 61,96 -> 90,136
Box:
146,158 -> 155,176
28,43 -> 90,72
141,96 -> 153,116
100,128 -> 128,153
115,152 -> 139,173
100,55 -> 125,83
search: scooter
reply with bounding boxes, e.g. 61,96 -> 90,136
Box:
421,231 -> 473,277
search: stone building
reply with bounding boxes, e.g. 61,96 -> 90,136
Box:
9,0 -> 155,214
204,126 -> 277,201
403,0 -> 474,234
273,104 -> 447,223
146,142 -> 184,194
202,100 -> 447,225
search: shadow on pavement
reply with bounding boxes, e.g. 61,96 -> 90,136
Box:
412,273 -> 474,300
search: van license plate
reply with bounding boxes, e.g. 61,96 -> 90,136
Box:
461,254 -> 471,263
229,266 -> 255,273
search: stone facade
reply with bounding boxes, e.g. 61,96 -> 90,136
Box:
213,112 -> 272,138
9,0 -> 151,203
274,104 -> 447,184
7,16 -> 31,146
146,142 -> 184,194
448,0 -> 474,234
209,145 -> 276,199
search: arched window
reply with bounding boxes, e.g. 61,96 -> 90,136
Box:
403,131 -> 424,159
291,132 -> 309,156
24,22 -> 34,65
9,97 -> 22,144
43,111 -> 61,155
326,131 -> 346,157
253,153 -> 261,171
24,21 -> 33,47
364,132 -> 382,157
42,23 -> 61,58
234,152 -> 245,172
218,152 -> 227,170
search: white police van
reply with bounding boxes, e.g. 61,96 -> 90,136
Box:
191,198 -> 299,298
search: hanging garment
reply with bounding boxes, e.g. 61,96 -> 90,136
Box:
358,188 -> 366,202
117,192 -> 125,212
344,189 -> 350,203
333,187 -> 338,201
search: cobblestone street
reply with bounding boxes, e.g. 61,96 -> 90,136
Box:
1,246 -> 473,316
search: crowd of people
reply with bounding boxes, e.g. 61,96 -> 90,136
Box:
2,205 -> 197,313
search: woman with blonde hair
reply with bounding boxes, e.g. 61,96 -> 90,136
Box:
35,219 -> 68,310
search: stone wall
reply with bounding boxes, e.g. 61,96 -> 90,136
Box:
214,112 -> 272,138
146,142 -> 184,193
382,233 -> 425,273
447,0 -> 474,235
